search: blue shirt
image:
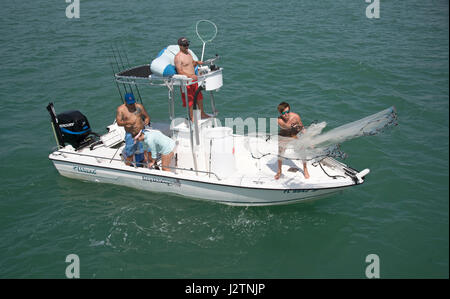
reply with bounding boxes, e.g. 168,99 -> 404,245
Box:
142,130 -> 175,159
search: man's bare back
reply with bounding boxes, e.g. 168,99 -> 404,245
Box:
116,103 -> 150,136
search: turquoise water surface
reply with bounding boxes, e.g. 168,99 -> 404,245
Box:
0,0 -> 448,278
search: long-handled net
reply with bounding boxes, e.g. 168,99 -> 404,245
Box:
196,19 -> 218,61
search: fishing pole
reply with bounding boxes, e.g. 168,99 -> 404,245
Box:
108,51 -> 124,104
110,44 -> 130,95
114,43 -> 130,94
118,41 -> 143,104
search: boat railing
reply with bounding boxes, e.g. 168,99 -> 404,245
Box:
114,64 -> 221,88
51,149 -> 222,181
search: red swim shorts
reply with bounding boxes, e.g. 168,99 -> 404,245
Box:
180,83 -> 203,107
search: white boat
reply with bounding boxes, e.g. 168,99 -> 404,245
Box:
47,53 -> 370,206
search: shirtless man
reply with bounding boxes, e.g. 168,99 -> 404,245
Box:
174,37 -> 209,120
116,92 -> 151,166
275,102 -> 310,180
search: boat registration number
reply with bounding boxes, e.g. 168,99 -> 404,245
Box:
283,189 -> 317,194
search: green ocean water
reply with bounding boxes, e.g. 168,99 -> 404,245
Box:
0,0 -> 448,278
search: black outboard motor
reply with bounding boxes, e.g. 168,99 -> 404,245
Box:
47,103 -> 98,150
57,110 -> 92,149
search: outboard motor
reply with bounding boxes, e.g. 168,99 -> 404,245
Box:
47,103 -> 98,150
57,110 -> 92,149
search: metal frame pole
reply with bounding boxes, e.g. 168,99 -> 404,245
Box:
209,91 -> 218,127
183,81 -> 198,175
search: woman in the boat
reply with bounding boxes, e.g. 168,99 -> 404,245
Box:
136,129 -> 175,171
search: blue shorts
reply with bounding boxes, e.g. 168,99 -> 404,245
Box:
123,132 -> 144,159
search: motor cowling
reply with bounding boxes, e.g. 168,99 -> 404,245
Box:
57,110 -> 92,149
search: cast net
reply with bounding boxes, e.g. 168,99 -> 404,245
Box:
244,106 -> 398,161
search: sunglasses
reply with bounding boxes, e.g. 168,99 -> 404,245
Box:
281,110 -> 290,115
181,43 -> 190,47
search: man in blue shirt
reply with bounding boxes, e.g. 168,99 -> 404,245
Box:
136,130 -> 175,171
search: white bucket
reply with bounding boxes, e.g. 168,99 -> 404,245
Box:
205,127 -> 235,178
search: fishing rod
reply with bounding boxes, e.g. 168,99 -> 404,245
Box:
117,41 -> 143,104
108,50 -> 124,104
114,43 -> 134,98
110,44 -> 130,95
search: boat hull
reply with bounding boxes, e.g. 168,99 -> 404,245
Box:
51,159 -> 351,206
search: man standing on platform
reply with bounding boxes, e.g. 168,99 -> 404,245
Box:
174,37 -> 209,120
